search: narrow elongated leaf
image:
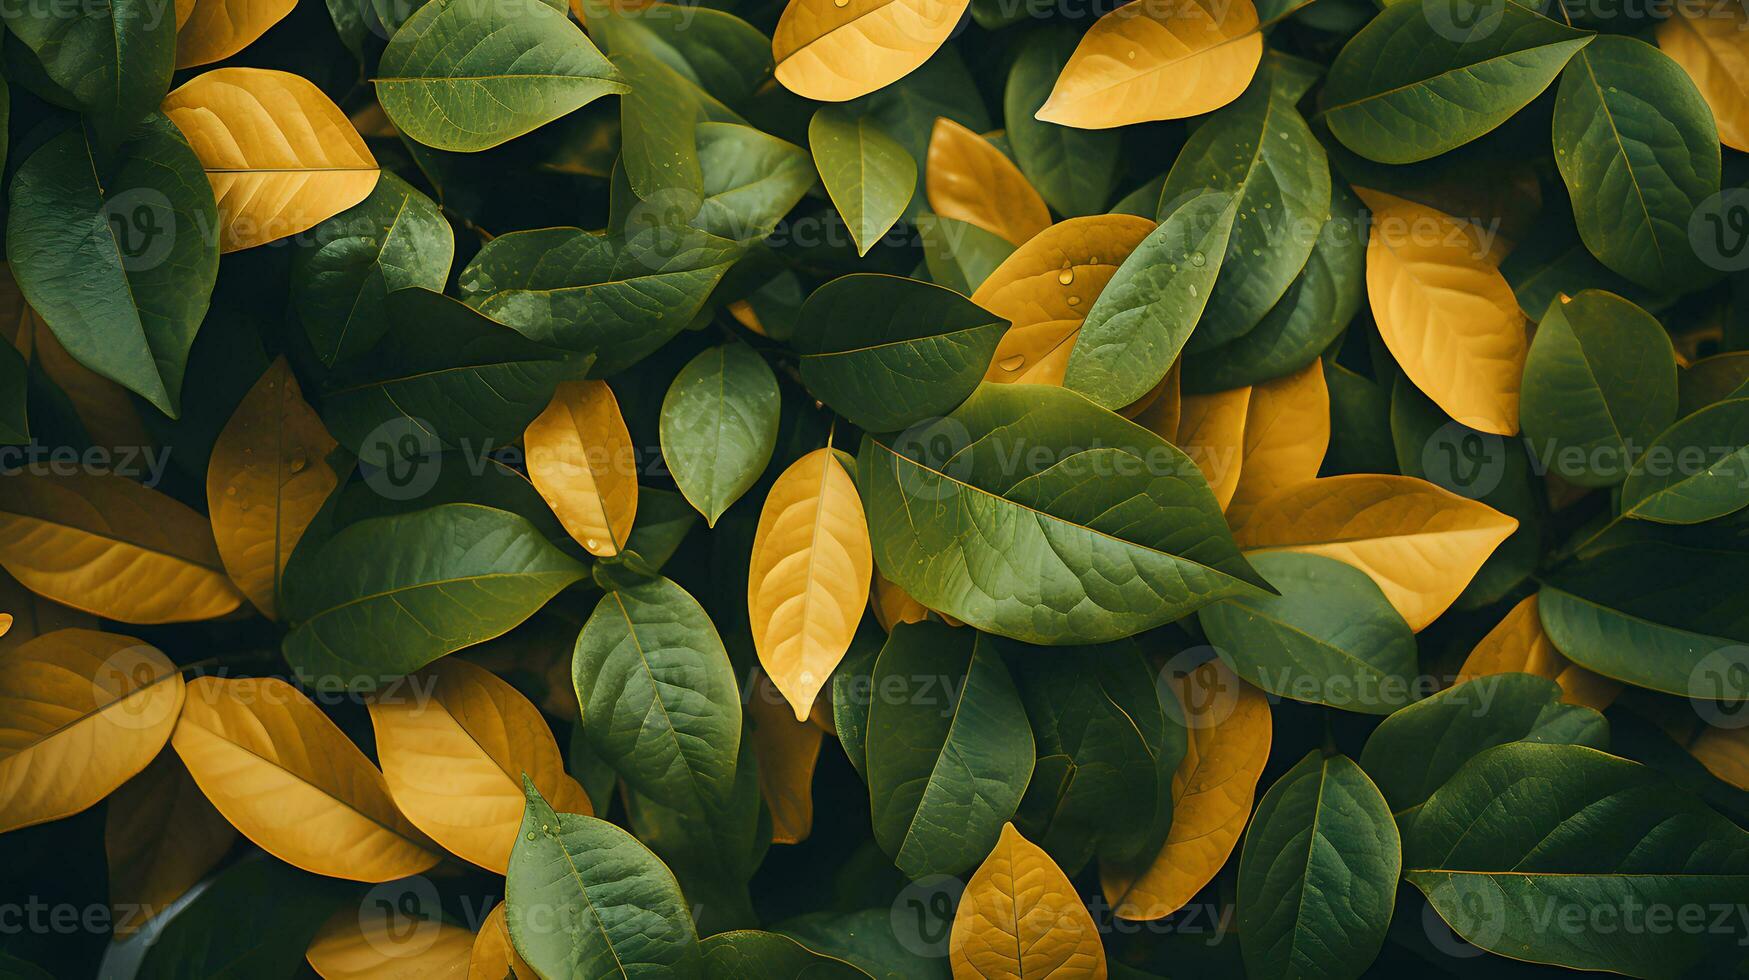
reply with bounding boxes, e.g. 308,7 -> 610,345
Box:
859,383 -> 1267,644
1657,1 -> 1749,152
378,0 -> 627,152
1619,398 -> 1749,524
662,344 -> 780,526
525,380 -> 639,557
176,0 -> 294,67
809,108 -> 916,256
173,675 -> 441,881
105,753 -> 236,936
948,823 -> 1107,980
282,504 -> 588,691
1237,753 -> 1399,980
0,629 -> 184,833
772,0 -> 972,102
1458,593 -> 1620,712
925,118 -> 1050,247
1004,26 -> 1122,217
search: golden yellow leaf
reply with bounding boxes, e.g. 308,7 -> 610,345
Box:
748,448 -> 873,721
0,613 -> 9,638
1129,359 -> 1183,438
772,0 -> 972,102
163,68 -> 379,252
172,676 -> 440,883
470,903 -> 536,980
206,357 -> 338,620
1457,593 -> 1620,712
728,300 -> 768,337
0,471 -> 243,624
870,567 -> 929,632
1359,189 -> 1526,436
975,214 -> 1156,387
176,0 -> 297,69
950,823 -> 1107,979
106,753 -> 236,936
369,658 -> 592,874
1225,363 -> 1330,527
749,669 -> 822,845
1659,3 -> 1749,152
1234,474 -> 1518,631
1036,0 -> 1262,129
0,629 -> 186,833
1176,386 -> 1250,511
176,0 -> 194,28
1102,660 -> 1270,920
524,380 -> 638,558
1687,726 -> 1749,792
926,119 -> 1052,247
0,568 -> 95,655
306,904 -> 474,980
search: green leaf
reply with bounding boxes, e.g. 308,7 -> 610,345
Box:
1404,742 -> 1749,977
572,574 -> 743,815
830,619 -> 887,785
776,910 -> 952,980
1161,64 -> 1331,351
135,857 -> 349,980
320,287 -> 585,466
661,342 -> 780,526
0,0 -> 173,149
1358,673 -> 1609,816
866,623 -> 1034,879
290,172 -> 455,367
858,383 -> 1267,644
809,108 -> 916,257
281,504 -> 587,690
843,48 -> 989,223
689,122 -> 814,244
1323,359 -> 1398,475
1553,35 -> 1720,292
457,226 -> 740,376
1237,752 -> 1400,980
1198,552 -> 1419,715
376,0 -> 627,152
916,214 -> 1015,294
0,340 -> 27,444
625,486 -> 701,570
1500,213 -> 1669,319
6,115 -> 217,417
701,931 -> 873,979
794,274 -> 1006,432
1620,398 -> 1749,524
1063,192 -> 1237,409
581,2 -> 771,109
1003,26 -> 1121,217
331,452 -> 572,552
1322,1 -> 1592,164
1521,290 -> 1679,488
507,778 -> 703,979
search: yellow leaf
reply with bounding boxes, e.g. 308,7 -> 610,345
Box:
106,753 -> 236,936
470,903 -> 536,980
728,299 -> 768,337
0,629 -> 186,833
950,823 -> 1107,979
1102,660 -> 1270,920
1234,474 -> 1518,631
306,904 -> 474,980
1036,0 -> 1262,129
749,669 -> 822,845
163,68 -> 380,252
524,380 -> 638,558
0,568 -> 96,654
176,0 -> 297,69
1687,726 -> 1749,792
975,214 -> 1156,387
173,676 -> 441,883
1176,386 -> 1250,511
1118,364 -> 1178,422
1359,189 -> 1526,436
0,471 -> 244,624
772,0 -> 972,102
368,658 -> 592,874
870,567 -> 929,632
926,119 -> 1052,247
1457,593 -> 1620,712
176,0 -> 194,28
206,357 -> 339,620
1225,363 -> 1330,527
0,613 -> 9,638
1659,3 -> 1749,152
748,448 -> 873,721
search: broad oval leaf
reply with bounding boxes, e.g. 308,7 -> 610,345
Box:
572,574 -> 742,814
304,903 -> 475,978
1457,593 -> 1620,712
1036,0 -> 1263,129
172,675 -> 441,881
1,0 -> 173,144
866,624 -> 1033,879
702,930 -> 872,978
525,380 -> 639,557
281,504 -> 588,691
925,118 -> 1050,247
163,67 -> 379,252
1234,474 -> 1518,631
662,343 -> 780,527
369,657 -> 591,873
919,214 -> 1016,294
948,823 -> 1107,980
749,447 -> 873,720
771,0 -> 972,102
378,0 -> 627,152
1619,397 -> 1749,524
1322,1 -> 1592,164
809,108 -> 916,257
858,383 -> 1268,644
0,629 -> 185,833
105,753 -> 236,937
1004,26 -> 1122,217
794,274 -> 1007,432
1236,753 -> 1398,980
1657,0 -> 1749,152
0,470 -> 243,624
1360,189 -> 1527,436
176,0 -> 294,67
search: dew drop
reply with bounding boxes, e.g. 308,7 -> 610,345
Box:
1126,49 -> 1136,60
1190,251 -> 1205,267
1056,261 -> 1074,286
1066,295 -> 1081,307
1250,248 -> 1261,257
288,450 -> 308,474
225,486 -> 237,497
833,0 -> 848,7
997,354 -> 1026,372
1188,284 -> 1199,297
585,538 -> 600,551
